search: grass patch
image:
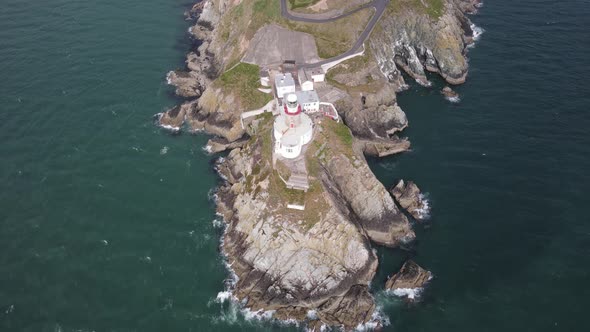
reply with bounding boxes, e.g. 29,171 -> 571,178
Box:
386,0 -> 445,19
283,8 -> 372,59
289,0 -> 320,10
218,63 -> 273,110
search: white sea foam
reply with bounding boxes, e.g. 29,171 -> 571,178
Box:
467,23 -> 485,49
165,71 -> 173,85
160,146 -> 169,155
203,144 -> 213,154
415,193 -> 432,220
391,287 -> 423,300
215,291 -> 236,304
445,95 -> 461,103
355,306 -> 390,331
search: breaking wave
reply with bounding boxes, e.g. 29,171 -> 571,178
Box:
415,193 -> 432,220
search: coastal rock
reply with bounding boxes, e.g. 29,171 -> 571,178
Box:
370,0 -> 475,85
359,137 -> 411,157
217,129 -> 381,330
156,99 -> 199,131
325,153 -> 415,247
166,70 -> 207,98
344,104 -> 408,140
391,179 -> 429,221
205,136 -> 249,154
442,86 -> 458,97
385,260 -> 432,299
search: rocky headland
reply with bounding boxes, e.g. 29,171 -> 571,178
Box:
158,0 -> 482,330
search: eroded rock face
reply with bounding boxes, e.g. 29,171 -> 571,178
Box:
371,0 -> 476,85
325,154 -> 415,247
385,260 -> 433,296
344,104 -> 408,140
217,139 -> 380,330
391,179 -> 430,221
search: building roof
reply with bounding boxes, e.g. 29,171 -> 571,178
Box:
295,90 -> 319,105
275,73 -> 295,89
259,69 -> 270,78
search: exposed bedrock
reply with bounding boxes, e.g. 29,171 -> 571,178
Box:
216,141 -> 381,330
385,260 -> 433,295
325,154 -> 415,247
341,102 -> 412,157
370,0 -> 477,85
391,179 -> 429,221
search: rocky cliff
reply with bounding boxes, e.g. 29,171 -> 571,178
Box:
214,116 -> 414,329
370,0 -> 481,85
157,0 -> 483,329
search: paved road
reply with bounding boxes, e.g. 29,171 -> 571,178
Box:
279,0 -> 390,68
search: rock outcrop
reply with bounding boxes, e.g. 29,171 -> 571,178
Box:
370,0 -> 478,85
385,260 -> 433,298
391,179 -> 430,221
344,104 -> 408,140
325,153 -> 415,247
216,126 -> 381,330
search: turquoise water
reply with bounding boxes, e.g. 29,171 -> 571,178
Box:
1,0 -> 589,331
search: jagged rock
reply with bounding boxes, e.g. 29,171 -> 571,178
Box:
316,285 -> 376,329
359,137 -> 411,157
441,86 -> 460,102
391,179 -> 429,221
205,136 -> 249,154
156,99 -> 199,131
166,70 -> 207,98
344,104 -> 408,140
385,260 -> 432,298
325,154 -> 415,247
371,0 -> 474,85
218,135 -> 381,330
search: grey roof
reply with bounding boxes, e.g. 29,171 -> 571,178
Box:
260,69 -> 270,78
295,90 -> 319,105
275,73 -> 295,88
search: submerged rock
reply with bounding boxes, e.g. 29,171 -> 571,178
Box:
385,260 -> 432,299
391,179 -> 430,221
441,86 -> 460,102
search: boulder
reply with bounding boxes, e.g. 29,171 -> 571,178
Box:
391,180 -> 430,221
441,86 -> 460,102
385,260 -> 432,298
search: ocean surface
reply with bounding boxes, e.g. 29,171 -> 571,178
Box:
1,0 -> 589,331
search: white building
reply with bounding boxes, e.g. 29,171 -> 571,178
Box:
295,90 -> 320,113
309,68 -> 325,82
273,94 -> 313,159
275,73 -> 296,99
300,80 -> 314,92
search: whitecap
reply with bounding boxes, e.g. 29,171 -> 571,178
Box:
445,95 -> 461,103
414,193 -> 432,220
160,146 -> 169,155
390,287 -> 423,300
467,23 -> 485,49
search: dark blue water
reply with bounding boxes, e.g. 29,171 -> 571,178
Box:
1,0 -> 589,331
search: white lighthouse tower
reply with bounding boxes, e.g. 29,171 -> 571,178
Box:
273,93 -> 313,159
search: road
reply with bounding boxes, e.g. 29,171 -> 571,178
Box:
279,0 -> 390,68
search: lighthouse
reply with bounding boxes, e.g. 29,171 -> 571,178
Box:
273,93 -> 313,159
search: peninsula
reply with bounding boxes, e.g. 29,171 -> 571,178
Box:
158,0 -> 482,329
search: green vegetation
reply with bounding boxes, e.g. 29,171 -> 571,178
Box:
218,63 -> 273,110
289,0 -> 320,10
385,0 -> 445,19
283,8 -> 372,58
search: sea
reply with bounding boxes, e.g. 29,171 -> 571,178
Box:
1,0 -> 589,331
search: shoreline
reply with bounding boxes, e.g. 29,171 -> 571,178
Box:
160,0 -> 483,330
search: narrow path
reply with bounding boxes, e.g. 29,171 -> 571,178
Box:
280,0 -> 390,68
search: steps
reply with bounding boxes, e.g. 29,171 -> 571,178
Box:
286,173 -> 309,191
